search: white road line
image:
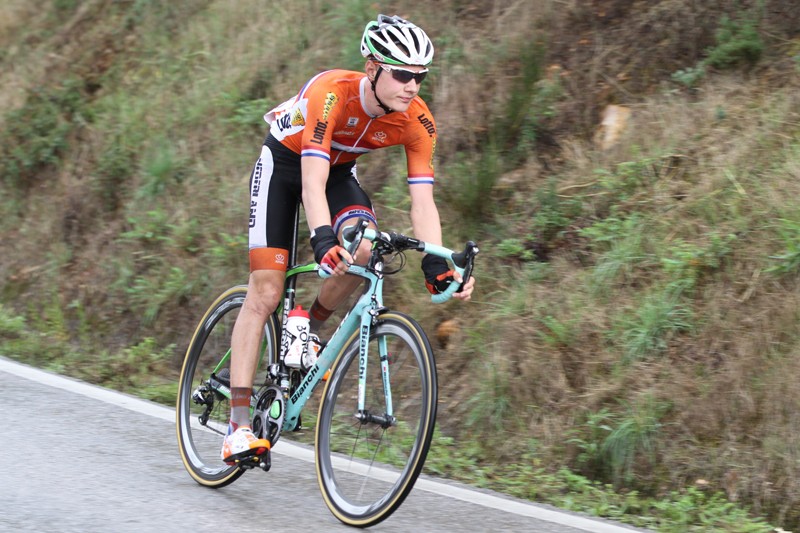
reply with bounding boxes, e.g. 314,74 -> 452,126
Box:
0,356 -> 645,533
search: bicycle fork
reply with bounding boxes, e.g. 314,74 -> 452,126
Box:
354,309 -> 396,429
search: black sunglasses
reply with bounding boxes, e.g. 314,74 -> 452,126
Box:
379,64 -> 428,85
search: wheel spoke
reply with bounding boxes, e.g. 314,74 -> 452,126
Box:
315,313 -> 436,527
176,287 -> 279,487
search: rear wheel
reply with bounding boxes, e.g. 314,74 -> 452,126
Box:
315,312 -> 437,527
176,286 -> 279,487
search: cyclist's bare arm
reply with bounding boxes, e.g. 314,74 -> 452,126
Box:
408,183 -> 475,301
409,183 -> 443,246
302,156 -> 354,275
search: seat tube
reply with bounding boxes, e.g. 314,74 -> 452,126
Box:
283,206 -> 301,312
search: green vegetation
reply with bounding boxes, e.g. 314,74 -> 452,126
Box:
672,11 -> 765,88
3,1 -> 800,530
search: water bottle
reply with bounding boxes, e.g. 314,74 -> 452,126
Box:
284,306 -> 310,368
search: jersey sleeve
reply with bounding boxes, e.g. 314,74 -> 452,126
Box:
405,109 -> 437,186
299,79 -> 345,163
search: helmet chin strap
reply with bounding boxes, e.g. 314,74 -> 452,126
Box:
370,68 -> 394,115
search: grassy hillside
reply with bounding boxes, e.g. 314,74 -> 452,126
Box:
2,0 -> 800,530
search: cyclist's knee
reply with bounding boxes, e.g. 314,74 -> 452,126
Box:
244,270 -> 284,316
352,238 -> 371,266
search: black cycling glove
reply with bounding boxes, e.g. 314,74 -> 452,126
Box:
421,254 -> 458,294
311,225 -> 345,274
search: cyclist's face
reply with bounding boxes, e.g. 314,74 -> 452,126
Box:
367,61 -> 426,113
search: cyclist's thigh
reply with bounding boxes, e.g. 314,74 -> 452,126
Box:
326,162 -> 378,235
248,137 -> 301,272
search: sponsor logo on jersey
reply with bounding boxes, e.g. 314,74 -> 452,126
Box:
337,208 -> 374,224
347,117 -> 359,127
372,131 -> 387,144
250,158 -> 263,196
310,119 -> 328,145
249,200 -> 257,228
334,130 -> 357,136
322,92 -> 339,120
270,98 -> 308,141
429,137 -> 436,170
291,109 -> 305,127
417,113 -> 436,137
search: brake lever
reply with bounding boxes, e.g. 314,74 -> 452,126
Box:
452,241 -> 479,291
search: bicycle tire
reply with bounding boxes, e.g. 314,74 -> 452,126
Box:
315,311 -> 437,527
176,285 -> 280,487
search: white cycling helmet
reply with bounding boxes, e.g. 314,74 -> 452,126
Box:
360,14 -> 434,66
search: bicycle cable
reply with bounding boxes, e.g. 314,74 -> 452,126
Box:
379,250 -> 406,275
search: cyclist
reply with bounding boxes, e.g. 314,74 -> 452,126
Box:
221,14 -> 476,464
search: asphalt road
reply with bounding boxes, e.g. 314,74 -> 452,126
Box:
0,357 -> 652,533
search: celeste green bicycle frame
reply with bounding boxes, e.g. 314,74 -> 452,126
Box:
205,222 -> 470,434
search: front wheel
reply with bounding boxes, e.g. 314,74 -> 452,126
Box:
315,312 -> 437,527
176,286 -> 279,487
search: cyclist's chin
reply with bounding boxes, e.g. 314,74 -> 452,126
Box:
390,98 -> 413,112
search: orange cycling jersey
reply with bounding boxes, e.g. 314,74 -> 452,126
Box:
264,69 -> 437,185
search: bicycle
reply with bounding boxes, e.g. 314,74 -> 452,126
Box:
176,215 -> 478,527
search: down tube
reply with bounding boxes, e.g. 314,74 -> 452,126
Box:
282,304 -> 363,430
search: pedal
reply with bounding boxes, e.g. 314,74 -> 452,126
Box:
231,448 -> 271,472
226,444 -> 271,471
257,448 -> 271,471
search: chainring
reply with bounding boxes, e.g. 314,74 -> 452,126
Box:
251,384 -> 284,446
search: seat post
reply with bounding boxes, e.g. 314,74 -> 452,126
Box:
282,204 -> 301,313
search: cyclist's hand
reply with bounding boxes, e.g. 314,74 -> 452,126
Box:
311,225 -> 353,276
320,245 -> 352,276
452,273 -> 475,301
422,254 -> 473,300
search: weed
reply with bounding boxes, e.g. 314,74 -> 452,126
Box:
0,304 -> 26,338
568,408 -> 615,479
94,135 -> 136,212
126,266 -> 195,324
602,396 -> 670,487
705,15 -> 763,70
766,216 -> 800,276
0,78 -> 87,190
531,180 -> 582,244
138,139 -> 188,198
614,288 -> 693,363
569,397 -> 670,488
122,209 -> 173,246
671,66 -> 706,89
490,39 -> 547,167
660,233 -> 736,292
424,428 -> 483,479
466,359 -> 512,434
671,12 -> 763,89
497,238 -> 536,262
208,232 -> 248,269
652,488 -> 772,532
443,148 -> 502,224
97,337 -> 178,392
222,93 -> 272,130
581,213 -> 654,293
538,314 -> 578,348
